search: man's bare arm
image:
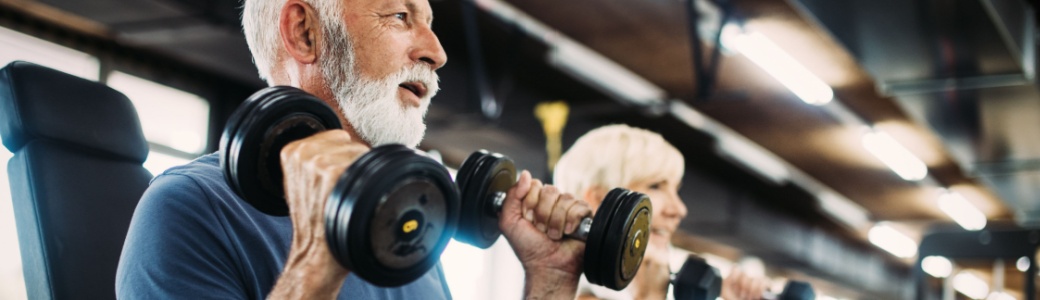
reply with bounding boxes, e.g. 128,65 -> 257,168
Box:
269,130 -> 367,299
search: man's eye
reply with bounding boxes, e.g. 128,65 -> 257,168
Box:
394,12 -> 407,20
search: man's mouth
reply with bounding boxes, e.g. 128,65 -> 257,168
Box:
399,81 -> 427,99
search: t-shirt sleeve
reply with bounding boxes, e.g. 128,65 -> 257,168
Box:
116,174 -> 246,299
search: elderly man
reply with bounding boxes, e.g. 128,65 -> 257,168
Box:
115,0 -> 591,298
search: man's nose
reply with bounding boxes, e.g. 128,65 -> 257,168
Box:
412,25 -> 448,70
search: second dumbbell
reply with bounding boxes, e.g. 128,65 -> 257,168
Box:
453,150 -> 653,291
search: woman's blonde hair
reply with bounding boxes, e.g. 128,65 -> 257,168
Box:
554,124 -> 684,196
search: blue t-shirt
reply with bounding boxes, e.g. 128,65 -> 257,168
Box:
116,153 -> 452,299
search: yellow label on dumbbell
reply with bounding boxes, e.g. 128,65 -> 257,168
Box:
403,220 -> 418,234
635,239 -> 641,249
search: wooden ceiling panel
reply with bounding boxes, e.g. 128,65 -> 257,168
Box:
502,0 -> 1011,221
502,0 -> 698,97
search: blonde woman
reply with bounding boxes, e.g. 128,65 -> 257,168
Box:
555,124 -> 769,300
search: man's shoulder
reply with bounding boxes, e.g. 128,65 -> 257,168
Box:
147,152 -> 229,198
151,152 -> 223,186
138,152 -> 247,219
119,154 -> 290,299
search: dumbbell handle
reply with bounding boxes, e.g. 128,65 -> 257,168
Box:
489,191 -> 593,241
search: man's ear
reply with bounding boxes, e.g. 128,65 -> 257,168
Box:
279,0 -> 320,64
582,186 -> 609,211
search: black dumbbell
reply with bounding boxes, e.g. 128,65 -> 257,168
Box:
672,257 -> 816,300
452,150 -> 653,290
219,86 -> 459,287
673,256 -> 722,300
771,281 -> 815,300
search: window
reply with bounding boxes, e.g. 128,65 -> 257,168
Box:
106,71 -> 210,175
0,26 -> 98,80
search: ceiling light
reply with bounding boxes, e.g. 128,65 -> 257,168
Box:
922,256 -> 953,278
937,189 -> 987,231
861,129 -> 928,181
1017,257 -> 1030,272
868,223 -> 918,258
670,101 -> 707,129
721,25 -> 833,105
716,134 -> 790,184
817,191 -> 871,229
953,271 -> 990,299
987,292 -> 1016,300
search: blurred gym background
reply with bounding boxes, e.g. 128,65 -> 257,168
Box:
1,0 -> 1038,299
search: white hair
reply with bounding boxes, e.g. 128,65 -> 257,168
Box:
242,0 -> 343,84
554,124 -> 685,196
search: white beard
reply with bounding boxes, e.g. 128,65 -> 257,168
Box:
319,21 -> 439,147
336,64 -> 437,147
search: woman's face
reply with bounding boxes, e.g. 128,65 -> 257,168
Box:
626,176 -> 688,249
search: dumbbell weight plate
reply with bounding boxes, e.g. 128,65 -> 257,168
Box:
778,281 -> 815,300
582,188 -> 620,288
220,86 -> 341,216
584,188 -> 652,290
454,150 -> 515,249
614,192 -> 652,287
325,145 -> 460,287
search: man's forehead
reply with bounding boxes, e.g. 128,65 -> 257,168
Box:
350,0 -> 432,12
348,0 -> 434,22
405,1 -> 434,23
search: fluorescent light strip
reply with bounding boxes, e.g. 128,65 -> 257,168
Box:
953,271 -> 989,299
669,101 -> 707,129
987,292 -> 1016,300
938,190 -> 987,230
868,223 -> 917,258
922,256 -> 953,278
817,191 -> 870,229
716,135 -> 790,184
861,129 -> 928,181
722,26 -> 834,105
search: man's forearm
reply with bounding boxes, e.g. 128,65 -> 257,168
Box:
268,246 -> 349,299
522,267 -> 579,300
268,268 -> 346,299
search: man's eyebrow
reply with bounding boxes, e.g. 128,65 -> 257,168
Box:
404,2 -> 434,25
